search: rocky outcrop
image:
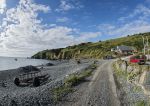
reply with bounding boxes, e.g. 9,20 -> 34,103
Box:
116,60 -> 149,75
139,71 -> 147,85
115,60 -> 150,95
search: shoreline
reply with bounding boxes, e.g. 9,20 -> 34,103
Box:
0,59 -> 95,105
0,57 -> 52,71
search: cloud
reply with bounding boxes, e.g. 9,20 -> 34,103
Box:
98,4 -> 150,38
107,21 -> 150,36
79,32 -> 101,41
0,0 -> 6,14
145,0 -> 150,3
98,24 -> 115,32
56,17 -> 69,22
118,4 -> 150,22
55,0 -> 83,12
0,0 -> 99,57
56,0 -> 74,12
98,22 -> 150,38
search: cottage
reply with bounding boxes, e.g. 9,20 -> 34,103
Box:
111,45 -> 136,56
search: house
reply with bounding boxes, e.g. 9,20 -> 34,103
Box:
111,45 -> 136,56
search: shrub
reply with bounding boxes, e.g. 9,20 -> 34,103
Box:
135,100 -> 146,106
127,73 -> 136,81
90,63 -> 97,69
64,74 -> 79,86
65,70 -> 93,86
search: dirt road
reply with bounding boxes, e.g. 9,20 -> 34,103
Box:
58,60 -> 120,106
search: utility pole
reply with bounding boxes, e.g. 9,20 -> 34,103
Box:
142,36 -> 145,55
142,36 -> 150,60
146,36 -> 150,60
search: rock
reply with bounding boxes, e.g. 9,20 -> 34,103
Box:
127,66 -> 134,73
10,100 -> 18,106
46,63 -> 54,66
144,71 -> 150,85
121,63 -> 127,71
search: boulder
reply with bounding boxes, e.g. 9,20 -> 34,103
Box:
121,63 -> 127,71
45,63 -> 54,66
144,71 -> 150,85
127,66 -> 134,73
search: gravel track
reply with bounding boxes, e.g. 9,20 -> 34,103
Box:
77,60 -> 119,106
57,60 -> 120,106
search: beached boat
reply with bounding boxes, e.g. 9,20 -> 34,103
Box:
14,71 -> 50,87
14,66 -> 50,87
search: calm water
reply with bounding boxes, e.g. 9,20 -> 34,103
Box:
0,57 -> 50,71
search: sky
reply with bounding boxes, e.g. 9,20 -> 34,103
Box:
0,0 -> 150,57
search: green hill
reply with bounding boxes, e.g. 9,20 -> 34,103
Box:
32,32 -> 150,60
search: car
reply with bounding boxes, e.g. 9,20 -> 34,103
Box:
130,55 -> 147,65
103,55 -> 114,60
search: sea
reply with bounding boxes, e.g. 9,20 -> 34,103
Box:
0,56 -> 50,71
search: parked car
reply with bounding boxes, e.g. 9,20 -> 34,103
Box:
103,55 -> 114,60
130,55 -> 147,65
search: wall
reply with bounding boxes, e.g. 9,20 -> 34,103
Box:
115,60 -> 150,95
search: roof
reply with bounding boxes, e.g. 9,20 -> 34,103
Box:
117,45 -> 134,51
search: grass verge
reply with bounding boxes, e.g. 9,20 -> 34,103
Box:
112,62 -> 128,80
64,69 -> 93,86
52,63 -> 98,102
135,100 -> 150,106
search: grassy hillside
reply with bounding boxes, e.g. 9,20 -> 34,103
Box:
32,32 -> 150,60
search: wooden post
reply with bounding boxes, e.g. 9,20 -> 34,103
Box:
31,73 -> 32,78
27,74 -> 28,79
21,75 -> 24,80
34,73 -> 35,78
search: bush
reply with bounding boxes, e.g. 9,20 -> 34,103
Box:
90,63 -> 97,69
127,73 -> 136,81
79,70 -> 92,79
64,74 -> 79,86
135,100 -> 146,106
65,70 -> 93,86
